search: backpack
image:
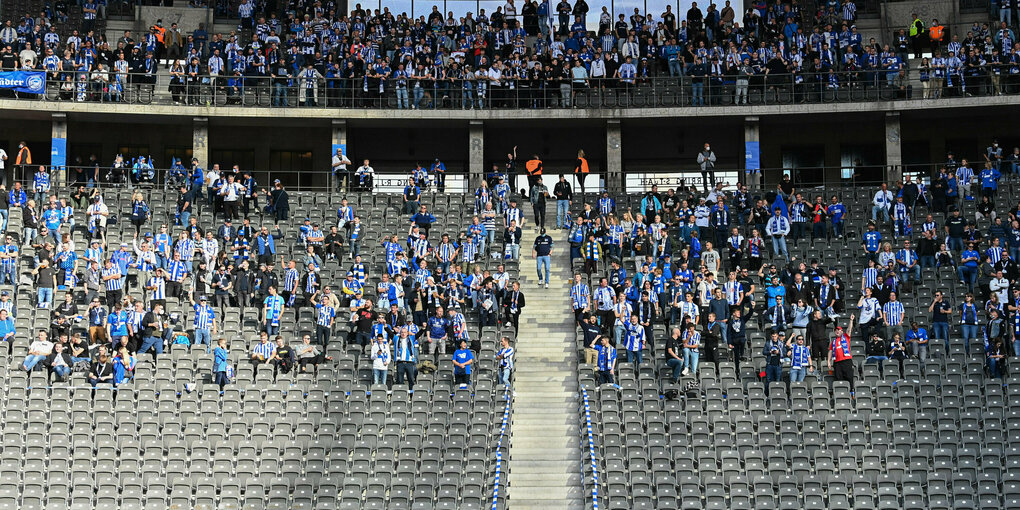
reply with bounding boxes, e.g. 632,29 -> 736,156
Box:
417,360 -> 437,374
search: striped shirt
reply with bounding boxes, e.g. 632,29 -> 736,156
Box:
84,247 -> 103,264
614,302 -> 632,326
624,323 -> 645,351
883,301 -> 904,326
349,263 -> 366,284
462,242 -> 478,262
167,261 -> 189,281
862,267 -> 878,288
0,245 -> 17,269
264,295 -> 285,325
683,330 -> 701,349
304,271 -> 318,293
193,304 -> 215,330
594,287 -> 614,310
148,276 -> 166,300
103,267 -> 123,290
437,242 -> 457,262
411,238 -> 430,259
394,335 -> 418,362
497,346 -> 515,369
596,345 -> 616,371
571,283 -> 591,310
284,268 -> 299,292
790,344 -> 811,369
598,197 -> 615,215
175,239 -> 195,261
252,341 -> 275,359
504,207 -> 522,226
724,281 -> 743,305
316,304 -> 335,326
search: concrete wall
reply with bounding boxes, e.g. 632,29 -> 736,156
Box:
2,98 -> 1020,191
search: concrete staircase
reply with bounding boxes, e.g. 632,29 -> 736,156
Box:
508,210 -> 585,510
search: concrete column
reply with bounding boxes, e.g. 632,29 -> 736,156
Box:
332,119 -> 348,191
193,117 -> 209,170
743,116 -> 761,190
469,120 -> 484,187
51,113 -> 67,188
885,112 -> 902,183
606,120 -> 622,193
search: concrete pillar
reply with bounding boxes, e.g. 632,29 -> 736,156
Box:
331,119 -> 348,191
193,117 -> 209,171
606,120 -> 622,193
51,113 -> 67,187
743,116 -> 761,190
469,120 -> 484,187
885,112 -> 902,183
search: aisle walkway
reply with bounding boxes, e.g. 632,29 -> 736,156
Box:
507,216 -> 585,510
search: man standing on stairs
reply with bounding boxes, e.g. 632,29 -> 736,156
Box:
554,175 -> 573,229
529,177 -> 550,229
533,228 -> 554,288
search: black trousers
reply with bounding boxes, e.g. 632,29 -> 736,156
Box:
316,324 -> 332,345
533,203 -> 546,228
834,359 -> 855,391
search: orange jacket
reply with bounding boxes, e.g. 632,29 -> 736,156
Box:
152,25 -> 166,44
575,157 -> 589,174
15,146 -> 31,165
525,158 -> 542,175
929,25 -> 944,42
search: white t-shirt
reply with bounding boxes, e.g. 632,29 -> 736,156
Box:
858,297 -> 880,323
0,148 -> 7,169
29,340 -> 54,356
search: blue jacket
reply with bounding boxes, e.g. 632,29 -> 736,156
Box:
213,346 -> 229,372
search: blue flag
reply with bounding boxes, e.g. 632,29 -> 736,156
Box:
0,71 -> 46,94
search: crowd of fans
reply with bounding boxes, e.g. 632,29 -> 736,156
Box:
3,145 -> 533,392
560,140 -> 1019,391
3,0 -> 1016,106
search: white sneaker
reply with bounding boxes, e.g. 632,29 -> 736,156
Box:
681,368 -> 689,376
545,283 -> 549,288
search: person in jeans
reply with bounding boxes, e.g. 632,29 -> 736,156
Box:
681,322 -> 701,376
533,228 -> 553,288
45,342 -> 73,382
927,291 -> 952,353
22,330 -> 54,372
212,338 -> 229,391
788,334 -> 812,383
496,336 -> 515,386
762,331 -> 784,394
370,335 -> 391,385
553,175 -> 573,229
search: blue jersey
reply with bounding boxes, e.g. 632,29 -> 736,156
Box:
428,316 -> 448,338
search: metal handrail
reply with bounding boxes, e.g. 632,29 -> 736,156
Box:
6,69 -> 991,110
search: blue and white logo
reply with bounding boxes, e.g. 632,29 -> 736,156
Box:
26,74 -> 44,93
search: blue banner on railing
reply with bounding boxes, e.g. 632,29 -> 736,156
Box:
0,71 -> 46,94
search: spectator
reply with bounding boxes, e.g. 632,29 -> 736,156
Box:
21,330 -> 54,371
452,339 -> 475,385
595,335 -> 616,385
370,334 -> 391,385
213,338 -> 230,391
88,351 -> 115,388
496,336 -> 515,386
827,315 -> 856,392
45,342 -> 73,382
